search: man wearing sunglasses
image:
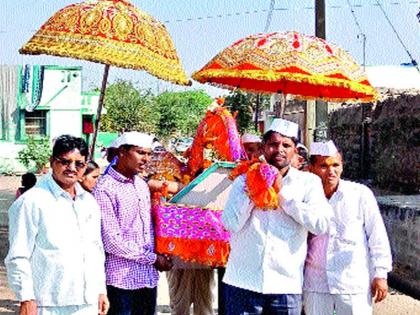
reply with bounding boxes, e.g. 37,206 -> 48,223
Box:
5,134 -> 109,315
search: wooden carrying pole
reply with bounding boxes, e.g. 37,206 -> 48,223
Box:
89,64 -> 110,159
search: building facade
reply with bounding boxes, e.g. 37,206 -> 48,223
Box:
0,65 -> 99,173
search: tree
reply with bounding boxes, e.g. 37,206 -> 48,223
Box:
156,90 -> 212,138
224,90 -> 271,134
224,91 -> 254,134
100,80 -> 159,133
17,136 -> 51,173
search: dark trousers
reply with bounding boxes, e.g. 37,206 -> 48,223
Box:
223,283 -> 302,315
107,285 -> 157,315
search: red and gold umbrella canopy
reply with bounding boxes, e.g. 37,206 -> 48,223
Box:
20,0 -> 189,85
20,0 -> 190,156
192,31 -> 377,103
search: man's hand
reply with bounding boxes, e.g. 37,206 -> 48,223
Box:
19,300 -> 37,315
98,294 -> 110,315
371,277 -> 388,303
154,254 -> 173,272
274,173 -> 283,192
274,174 -> 286,209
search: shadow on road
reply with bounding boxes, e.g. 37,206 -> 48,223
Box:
0,299 -> 19,313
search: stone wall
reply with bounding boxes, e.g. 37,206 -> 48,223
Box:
378,196 -> 420,279
329,92 -> 420,194
328,105 -> 365,179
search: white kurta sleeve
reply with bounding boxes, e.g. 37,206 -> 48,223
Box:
360,186 -> 392,278
282,175 -> 332,235
222,175 -> 254,233
92,203 -> 107,295
4,196 -> 38,301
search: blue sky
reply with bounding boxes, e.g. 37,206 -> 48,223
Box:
1,0 -> 419,95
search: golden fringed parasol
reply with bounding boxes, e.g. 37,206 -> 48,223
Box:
20,0 -> 190,156
192,31 -> 378,116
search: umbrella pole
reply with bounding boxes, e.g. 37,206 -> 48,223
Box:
255,94 -> 260,132
280,94 -> 286,118
90,64 -> 110,160
275,93 -> 286,118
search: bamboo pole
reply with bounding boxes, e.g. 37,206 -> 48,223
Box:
89,64 -> 110,159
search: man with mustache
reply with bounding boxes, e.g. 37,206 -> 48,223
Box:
303,141 -> 392,315
93,132 -> 173,315
221,119 -> 332,315
6,135 -> 109,315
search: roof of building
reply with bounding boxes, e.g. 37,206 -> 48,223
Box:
365,65 -> 420,90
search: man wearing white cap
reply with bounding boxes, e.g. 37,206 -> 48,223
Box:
93,132 -> 173,315
291,143 -> 309,171
222,119 -> 332,315
241,133 -> 262,160
303,140 -> 392,315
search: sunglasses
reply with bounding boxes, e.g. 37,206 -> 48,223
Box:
54,157 -> 87,170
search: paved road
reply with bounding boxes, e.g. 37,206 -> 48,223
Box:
1,176 -> 419,314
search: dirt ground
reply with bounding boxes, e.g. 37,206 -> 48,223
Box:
1,274 -> 419,315
0,175 -> 419,314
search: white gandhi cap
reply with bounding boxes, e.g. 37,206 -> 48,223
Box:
111,132 -> 154,149
310,140 -> 338,156
267,118 -> 299,139
242,133 -> 261,144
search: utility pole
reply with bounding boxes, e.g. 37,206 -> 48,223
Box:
316,0 -> 326,39
314,0 -> 329,142
305,1 -> 327,146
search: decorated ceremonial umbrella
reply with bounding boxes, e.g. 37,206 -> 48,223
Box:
19,0 -> 190,156
192,31 -> 378,117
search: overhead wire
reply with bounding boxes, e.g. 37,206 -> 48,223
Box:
0,1 -> 418,32
264,0 -> 276,32
160,1 -> 418,24
375,0 -> 420,73
345,0 -> 367,69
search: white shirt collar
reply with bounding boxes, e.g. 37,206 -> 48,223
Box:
47,173 -> 87,199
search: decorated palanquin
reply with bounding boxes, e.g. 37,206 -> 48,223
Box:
153,162 -> 236,267
146,151 -> 187,183
186,99 -> 246,177
152,100 -> 254,267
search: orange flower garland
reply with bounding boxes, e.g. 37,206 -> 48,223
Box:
230,159 -> 280,209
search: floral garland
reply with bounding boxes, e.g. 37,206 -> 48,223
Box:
230,159 -> 280,209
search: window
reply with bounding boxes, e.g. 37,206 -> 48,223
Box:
25,110 -> 47,136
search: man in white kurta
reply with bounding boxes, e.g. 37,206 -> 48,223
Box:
303,141 -> 392,315
222,119 -> 332,315
5,135 -> 108,315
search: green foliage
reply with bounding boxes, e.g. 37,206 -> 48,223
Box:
224,91 -> 253,134
156,90 -> 212,138
17,137 -> 51,173
100,81 -> 159,133
100,81 -> 212,138
224,90 -> 271,134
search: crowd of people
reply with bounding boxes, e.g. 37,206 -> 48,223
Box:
5,114 -> 392,315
